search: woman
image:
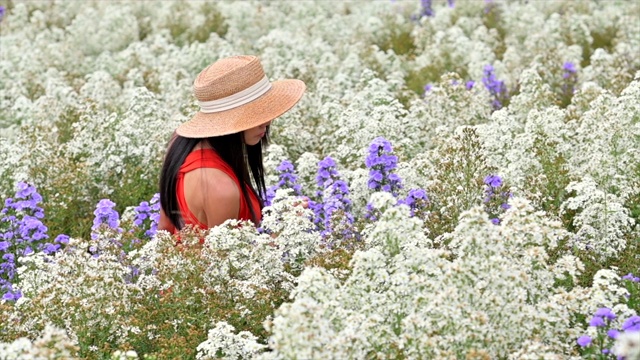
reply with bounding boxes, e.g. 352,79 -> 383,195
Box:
158,55 -> 306,234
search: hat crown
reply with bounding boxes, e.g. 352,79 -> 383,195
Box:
193,55 -> 266,102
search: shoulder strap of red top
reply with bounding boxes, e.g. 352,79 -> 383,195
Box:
179,148 -> 233,175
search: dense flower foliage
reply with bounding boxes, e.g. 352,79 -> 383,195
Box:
0,0 -> 638,358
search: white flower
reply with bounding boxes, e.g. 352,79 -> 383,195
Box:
612,331 -> 640,360
196,322 -> 266,360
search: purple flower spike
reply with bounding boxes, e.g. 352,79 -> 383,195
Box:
365,137 -> 402,197
561,61 -> 578,100
1,182 -> 51,301
132,193 -> 161,239
93,199 -> 119,228
483,174 -> 511,225
91,199 -> 121,239
482,64 -> 509,110
312,156 -> 354,240
266,159 -> 304,207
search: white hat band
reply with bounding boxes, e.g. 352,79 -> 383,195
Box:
198,76 -> 272,113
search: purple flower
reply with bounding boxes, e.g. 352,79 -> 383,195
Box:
1,181 -> 55,299
5,183 -> 45,218
132,194 -> 161,239
134,201 -> 151,227
561,61 -> 578,101
19,216 -> 48,241
92,199 -> 120,230
622,315 -> 640,331
589,316 -> 606,327
2,290 -> 21,301
622,273 -> 640,282
266,159 -> 304,207
0,6 -> 5,23
577,335 -> 592,347
594,308 -> 616,321
54,234 -> 70,244
447,0 -> 455,8
365,137 -> 402,196
420,0 -> 434,17
317,157 -> 339,187
16,182 -> 38,200
484,175 -> 503,188
482,65 -> 509,110
364,202 -> 378,221
146,193 -> 161,238
483,174 -> 511,225
563,61 -> 577,79
424,84 -> 433,94
607,329 -> 620,339
400,188 -> 429,216
312,157 -> 354,239
466,80 -> 475,90
42,242 -> 60,255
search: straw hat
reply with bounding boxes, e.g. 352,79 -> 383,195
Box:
176,55 -> 306,138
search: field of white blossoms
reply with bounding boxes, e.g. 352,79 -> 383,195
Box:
0,0 -> 639,359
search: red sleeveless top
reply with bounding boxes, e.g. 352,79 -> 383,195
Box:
176,148 -> 262,231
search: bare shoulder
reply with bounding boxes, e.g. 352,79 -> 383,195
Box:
183,167 -> 241,227
208,168 -> 241,199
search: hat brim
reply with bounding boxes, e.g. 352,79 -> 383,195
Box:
176,79 -> 306,138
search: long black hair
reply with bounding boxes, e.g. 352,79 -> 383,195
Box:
159,129 -> 269,230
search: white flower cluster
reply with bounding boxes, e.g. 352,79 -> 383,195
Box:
0,0 -> 637,358
8,235 -> 148,345
0,324 -> 78,359
263,198 -> 585,358
196,321 -> 266,360
259,189 -> 322,269
613,331 -> 640,360
201,218 -> 297,300
561,178 -> 634,260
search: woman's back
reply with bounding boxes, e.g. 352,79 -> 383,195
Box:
160,147 -> 261,233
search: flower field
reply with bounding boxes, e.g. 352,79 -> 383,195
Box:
0,0 -> 639,359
